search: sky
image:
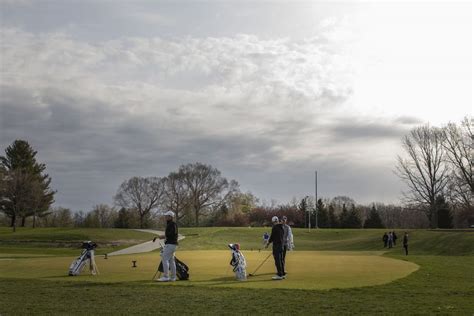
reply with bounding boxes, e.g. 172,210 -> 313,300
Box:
0,1 -> 472,211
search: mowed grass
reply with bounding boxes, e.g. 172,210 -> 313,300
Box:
0,250 -> 418,290
0,227 -> 155,257
0,227 -> 473,314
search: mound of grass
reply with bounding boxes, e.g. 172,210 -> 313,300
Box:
0,250 -> 418,290
0,227 -> 155,257
179,227 -> 474,256
0,227 -> 473,314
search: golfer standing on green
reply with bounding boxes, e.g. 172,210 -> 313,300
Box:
281,216 -> 294,276
265,216 -> 285,280
157,211 -> 178,282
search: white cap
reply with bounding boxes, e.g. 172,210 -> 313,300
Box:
271,216 -> 279,223
164,211 -> 175,217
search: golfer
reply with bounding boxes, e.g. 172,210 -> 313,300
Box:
265,216 -> 285,280
157,211 -> 178,282
281,216 -> 294,276
403,232 -> 409,256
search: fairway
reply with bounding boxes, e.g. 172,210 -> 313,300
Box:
0,250 -> 418,290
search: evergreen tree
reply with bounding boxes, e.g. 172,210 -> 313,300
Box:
316,198 -> 329,228
436,195 -> 453,228
328,204 -> 338,228
339,204 -> 349,228
346,204 -> 362,228
0,140 -> 55,230
364,205 -> 385,228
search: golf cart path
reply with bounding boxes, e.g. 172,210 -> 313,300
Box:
107,229 -> 185,256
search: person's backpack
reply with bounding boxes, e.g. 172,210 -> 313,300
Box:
158,257 -> 189,280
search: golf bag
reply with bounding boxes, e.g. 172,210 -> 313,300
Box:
158,257 -> 189,280
68,241 -> 98,276
228,243 -> 247,281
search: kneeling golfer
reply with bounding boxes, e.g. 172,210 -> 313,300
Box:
265,216 -> 285,280
157,211 -> 178,282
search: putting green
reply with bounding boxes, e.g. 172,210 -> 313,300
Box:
0,250 -> 418,290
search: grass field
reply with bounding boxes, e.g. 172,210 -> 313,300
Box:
0,227 -> 473,314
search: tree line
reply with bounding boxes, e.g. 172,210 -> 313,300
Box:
0,117 -> 472,230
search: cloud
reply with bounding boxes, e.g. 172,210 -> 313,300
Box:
0,27 -> 414,209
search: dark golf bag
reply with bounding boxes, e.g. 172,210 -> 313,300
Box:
158,257 -> 189,280
68,241 -> 98,276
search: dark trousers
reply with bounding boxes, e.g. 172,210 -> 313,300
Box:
272,245 -> 284,277
404,244 -> 408,256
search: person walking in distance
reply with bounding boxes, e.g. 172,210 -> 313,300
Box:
281,216 -> 294,276
388,232 -> 393,248
156,211 -> 179,282
403,232 -> 409,256
265,216 -> 285,280
392,231 -> 398,246
383,232 -> 388,248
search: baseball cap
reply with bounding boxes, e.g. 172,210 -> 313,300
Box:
164,211 -> 175,217
271,216 -> 279,223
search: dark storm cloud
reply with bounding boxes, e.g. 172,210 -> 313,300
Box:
326,118 -> 414,143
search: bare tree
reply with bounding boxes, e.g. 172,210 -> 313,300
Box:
162,171 -> 191,224
442,118 -> 473,208
396,125 -> 449,228
114,177 -> 164,228
179,162 -> 238,226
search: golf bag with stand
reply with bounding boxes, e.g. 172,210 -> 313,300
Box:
158,257 -> 189,280
68,241 -> 99,276
228,243 -> 247,281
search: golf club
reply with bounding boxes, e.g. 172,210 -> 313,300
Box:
151,238 -> 165,281
248,252 -> 272,277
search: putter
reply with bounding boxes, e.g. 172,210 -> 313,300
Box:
248,252 -> 272,277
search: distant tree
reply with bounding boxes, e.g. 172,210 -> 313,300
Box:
0,140 -> 55,231
114,177 -> 165,228
339,204 -> 349,228
364,205 -> 385,228
331,196 -> 356,213
90,204 -> 117,228
114,208 -> 134,228
179,162 -> 238,226
346,204 -> 362,228
396,125 -> 449,228
212,191 -> 257,227
316,198 -> 329,228
442,118 -> 473,218
42,207 -> 74,227
162,171 -> 191,224
73,211 -> 86,227
436,195 -> 453,229
328,204 -> 338,228
298,197 -> 309,228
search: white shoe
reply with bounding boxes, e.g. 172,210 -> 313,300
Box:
272,275 -> 283,280
170,277 -> 177,282
156,276 -> 170,282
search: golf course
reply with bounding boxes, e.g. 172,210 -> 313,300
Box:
0,227 -> 473,314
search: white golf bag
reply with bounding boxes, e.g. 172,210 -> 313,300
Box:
68,241 -> 99,276
228,244 -> 247,281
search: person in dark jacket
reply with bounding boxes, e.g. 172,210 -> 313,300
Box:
392,231 -> 398,246
383,232 -> 388,248
156,211 -> 179,282
403,232 -> 408,256
265,216 -> 285,280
